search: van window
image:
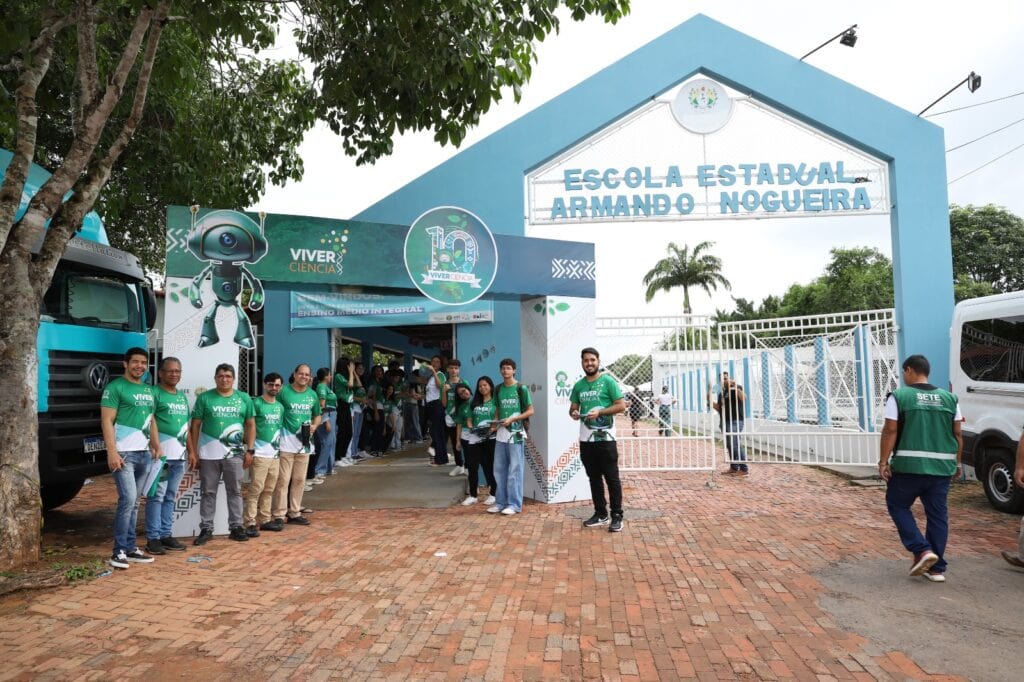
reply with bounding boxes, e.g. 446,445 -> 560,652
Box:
960,316 -> 1024,383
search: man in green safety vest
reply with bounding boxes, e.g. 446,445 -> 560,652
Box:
879,354 -> 962,583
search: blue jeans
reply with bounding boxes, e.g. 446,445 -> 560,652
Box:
724,420 -> 748,472
144,458 -> 186,540
493,440 -> 524,512
112,450 -> 153,554
348,409 -> 364,457
315,409 -> 337,475
886,472 -> 951,572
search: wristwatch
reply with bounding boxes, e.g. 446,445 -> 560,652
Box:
245,448 -> 255,454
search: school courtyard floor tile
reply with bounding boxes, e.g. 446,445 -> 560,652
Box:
1,461 -> 1020,681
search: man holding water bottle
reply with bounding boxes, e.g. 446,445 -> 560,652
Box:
570,347 -> 627,533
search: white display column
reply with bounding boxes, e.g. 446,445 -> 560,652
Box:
519,296 -> 596,504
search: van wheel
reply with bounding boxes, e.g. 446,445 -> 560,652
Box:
41,480 -> 85,511
980,448 -> 1024,514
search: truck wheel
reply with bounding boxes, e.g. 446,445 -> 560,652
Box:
980,448 -> 1024,514
41,480 -> 85,511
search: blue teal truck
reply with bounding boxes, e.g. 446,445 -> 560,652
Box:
2,149 -> 157,509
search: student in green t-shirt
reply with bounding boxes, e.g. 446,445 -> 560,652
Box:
188,362 -> 255,546
144,356 -> 194,556
492,358 -> 535,515
570,347 -> 626,532
270,364 -> 321,525
332,357 -> 357,465
423,355 -> 449,465
312,367 -> 337,480
245,372 -> 285,534
100,346 -> 159,569
444,359 -> 471,475
458,377 -> 499,507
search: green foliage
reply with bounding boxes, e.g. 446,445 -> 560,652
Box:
642,241 -> 731,314
717,247 -> 894,322
51,559 -> 106,582
604,353 -> 651,388
950,204 -> 1024,299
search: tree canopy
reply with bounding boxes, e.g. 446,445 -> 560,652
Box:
642,241 -> 731,314
950,204 -> 1024,300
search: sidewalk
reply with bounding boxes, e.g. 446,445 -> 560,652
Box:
1,461 -> 1019,680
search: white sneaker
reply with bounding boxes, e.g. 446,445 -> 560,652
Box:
924,571 -> 946,582
449,466 -> 462,477
461,496 -> 478,506
500,507 -> 517,515
312,477 -> 325,485
483,495 -> 496,506
486,505 -> 502,513
303,484 -> 314,492
427,446 -> 435,457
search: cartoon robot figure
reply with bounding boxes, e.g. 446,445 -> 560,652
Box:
186,207 -> 268,349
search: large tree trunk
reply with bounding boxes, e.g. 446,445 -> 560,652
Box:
0,247 -> 44,569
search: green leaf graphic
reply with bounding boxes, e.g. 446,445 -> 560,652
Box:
555,302 -> 570,311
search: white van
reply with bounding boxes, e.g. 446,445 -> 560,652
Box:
950,291 -> 1024,513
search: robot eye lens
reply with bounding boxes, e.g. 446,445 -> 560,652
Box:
218,232 -> 238,249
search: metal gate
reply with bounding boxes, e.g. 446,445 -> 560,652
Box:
715,310 -> 898,467
597,310 -> 898,471
596,316 -> 718,470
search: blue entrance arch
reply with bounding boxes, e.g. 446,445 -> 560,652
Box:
356,14 -> 953,385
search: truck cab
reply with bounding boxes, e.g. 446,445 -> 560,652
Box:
2,149 -> 156,509
950,290 -> 1024,513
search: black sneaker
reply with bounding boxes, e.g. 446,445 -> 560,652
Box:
286,515 -> 311,526
124,548 -> 155,563
245,525 -> 260,538
583,513 -> 610,528
160,537 -> 186,551
109,550 -> 130,570
260,519 -> 285,532
193,528 -> 214,546
609,516 -> 624,533
229,526 -> 249,542
145,538 -> 166,555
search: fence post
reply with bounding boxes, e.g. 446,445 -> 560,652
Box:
854,324 -> 875,432
785,345 -> 798,423
814,336 -> 830,426
761,351 -> 772,419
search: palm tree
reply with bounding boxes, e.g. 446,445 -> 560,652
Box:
642,241 -> 731,314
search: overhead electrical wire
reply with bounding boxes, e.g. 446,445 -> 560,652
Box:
925,89 -> 1024,117
948,141 -> 1024,185
946,115 -> 1024,152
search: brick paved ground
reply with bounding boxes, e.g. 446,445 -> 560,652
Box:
0,461 -> 1017,681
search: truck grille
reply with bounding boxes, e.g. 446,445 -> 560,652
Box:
44,350 -> 125,467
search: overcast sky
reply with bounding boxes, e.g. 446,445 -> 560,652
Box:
257,0 -> 1024,318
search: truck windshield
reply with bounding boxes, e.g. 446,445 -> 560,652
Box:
41,265 -> 144,332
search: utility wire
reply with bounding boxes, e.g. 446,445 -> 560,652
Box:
948,140 -> 1024,184
946,116 -> 1024,152
925,89 -> 1024,117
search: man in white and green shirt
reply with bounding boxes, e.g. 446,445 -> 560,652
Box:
271,364 -> 321,525
100,346 -> 160,569
492,358 -> 534,515
879,354 -> 962,581
246,372 -> 285,535
143,356 -> 193,555
570,347 -> 627,532
188,363 -> 256,545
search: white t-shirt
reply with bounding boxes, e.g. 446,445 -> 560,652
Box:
424,371 -> 445,402
658,393 -> 674,406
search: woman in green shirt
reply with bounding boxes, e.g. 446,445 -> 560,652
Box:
312,367 -> 337,480
460,376 -> 498,506
333,358 -> 356,465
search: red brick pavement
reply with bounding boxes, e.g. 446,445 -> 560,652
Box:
0,465 -> 1014,681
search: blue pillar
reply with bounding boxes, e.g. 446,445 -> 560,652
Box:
814,337 -> 830,425
761,352 -> 772,419
854,325 -> 875,432
742,357 -> 752,419
785,345 -> 797,424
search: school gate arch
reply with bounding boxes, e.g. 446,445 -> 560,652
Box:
356,14 -> 953,483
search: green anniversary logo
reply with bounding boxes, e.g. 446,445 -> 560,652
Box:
404,206 -> 498,305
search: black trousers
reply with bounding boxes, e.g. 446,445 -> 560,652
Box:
580,440 -> 623,517
464,439 -> 497,497
334,402 -> 353,461
446,422 -> 463,466
426,400 -> 448,463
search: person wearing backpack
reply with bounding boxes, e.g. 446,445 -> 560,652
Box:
491,358 -> 535,515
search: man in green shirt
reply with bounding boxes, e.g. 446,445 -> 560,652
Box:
246,373 -> 285,535
570,347 -> 626,532
144,356 -> 193,555
445,359 -> 471,475
271,364 -> 321,526
188,363 -> 256,545
879,354 -> 963,581
492,358 -> 535,515
101,347 -> 160,569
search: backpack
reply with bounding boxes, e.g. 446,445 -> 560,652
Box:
517,383 -> 531,434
